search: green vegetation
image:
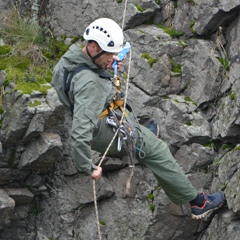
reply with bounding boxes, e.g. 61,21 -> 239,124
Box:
0,87 -> 3,122
211,158 -> 221,167
157,25 -> 184,38
99,220 -> 106,226
123,73 -> 128,79
117,0 -> 123,3
233,145 -> 240,151
0,44 -> 12,55
170,59 -> 182,73
135,4 -> 144,12
147,193 -> 155,201
219,57 -> 230,71
208,157 -> 222,175
229,91 -> 236,100
149,203 -> 155,212
0,55 -> 32,70
15,81 -> 51,95
138,29 -> 145,34
146,186 -> 161,213
178,40 -> 188,48
190,22 -> 196,34
184,96 -> 197,105
0,7 -> 70,100
184,96 -> 192,102
221,144 -> 234,150
30,200 -> 41,216
141,53 -> 157,67
1,7 -> 44,45
42,39 -> 69,60
29,99 -> 42,107
8,148 -> 17,168
154,185 -> 161,191
3,64 -> 53,94
183,83 -> 188,90
155,0 -> 161,4
172,64 -> 182,73
221,182 -> 227,191
184,120 -> 192,126
174,1 -> 178,8
163,95 -> 170,100
203,140 -> 220,152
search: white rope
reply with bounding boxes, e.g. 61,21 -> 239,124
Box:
121,0 -> 128,30
93,180 -> 101,239
93,1 -> 130,239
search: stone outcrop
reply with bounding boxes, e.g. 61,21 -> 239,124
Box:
0,0 -> 240,239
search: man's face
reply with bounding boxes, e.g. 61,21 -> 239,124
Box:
90,42 -> 117,69
94,51 -> 116,69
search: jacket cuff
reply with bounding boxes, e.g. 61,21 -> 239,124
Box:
85,164 -> 97,176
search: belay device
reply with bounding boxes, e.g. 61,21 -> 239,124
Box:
112,42 -> 131,76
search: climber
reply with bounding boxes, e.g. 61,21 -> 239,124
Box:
52,17 -> 225,220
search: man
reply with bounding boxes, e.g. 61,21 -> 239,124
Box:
52,18 -> 225,220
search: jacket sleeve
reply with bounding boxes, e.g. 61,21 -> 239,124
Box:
71,77 -> 108,175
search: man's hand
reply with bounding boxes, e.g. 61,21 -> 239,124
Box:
91,166 -> 102,180
107,55 -> 124,69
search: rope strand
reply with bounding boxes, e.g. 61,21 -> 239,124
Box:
93,1 -> 130,239
93,181 -> 101,239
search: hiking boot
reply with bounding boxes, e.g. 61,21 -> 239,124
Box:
146,118 -> 160,137
191,191 -> 225,220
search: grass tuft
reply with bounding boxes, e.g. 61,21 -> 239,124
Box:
0,7 -> 44,46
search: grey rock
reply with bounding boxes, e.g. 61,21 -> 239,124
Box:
5,188 -> 34,205
181,39 -> 228,108
174,143 -> 216,172
0,70 -> 6,86
0,0 -> 240,239
19,132 -> 62,173
0,189 -> 15,227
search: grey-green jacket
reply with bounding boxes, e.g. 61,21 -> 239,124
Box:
53,44 -> 116,175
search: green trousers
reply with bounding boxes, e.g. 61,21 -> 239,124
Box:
92,117 -> 198,205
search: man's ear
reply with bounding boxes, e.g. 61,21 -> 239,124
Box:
91,41 -> 101,52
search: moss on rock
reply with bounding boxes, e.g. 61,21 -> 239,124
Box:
0,55 -> 31,70
14,81 -> 51,95
43,39 -> 69,59
141,53 -> 157,67
29,99 -> 42,107
0,44 -> 12,55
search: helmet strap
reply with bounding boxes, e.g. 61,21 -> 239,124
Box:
86,45 -> 106,64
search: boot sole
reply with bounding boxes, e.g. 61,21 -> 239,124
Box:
191,203 -> 223,220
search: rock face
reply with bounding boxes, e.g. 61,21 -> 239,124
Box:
0,0 -> 240,240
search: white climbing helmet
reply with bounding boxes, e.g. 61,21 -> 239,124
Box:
83,18 -> 124,53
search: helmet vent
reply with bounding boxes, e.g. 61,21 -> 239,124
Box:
91,25 -> 111,39
107,41 -> 114,47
